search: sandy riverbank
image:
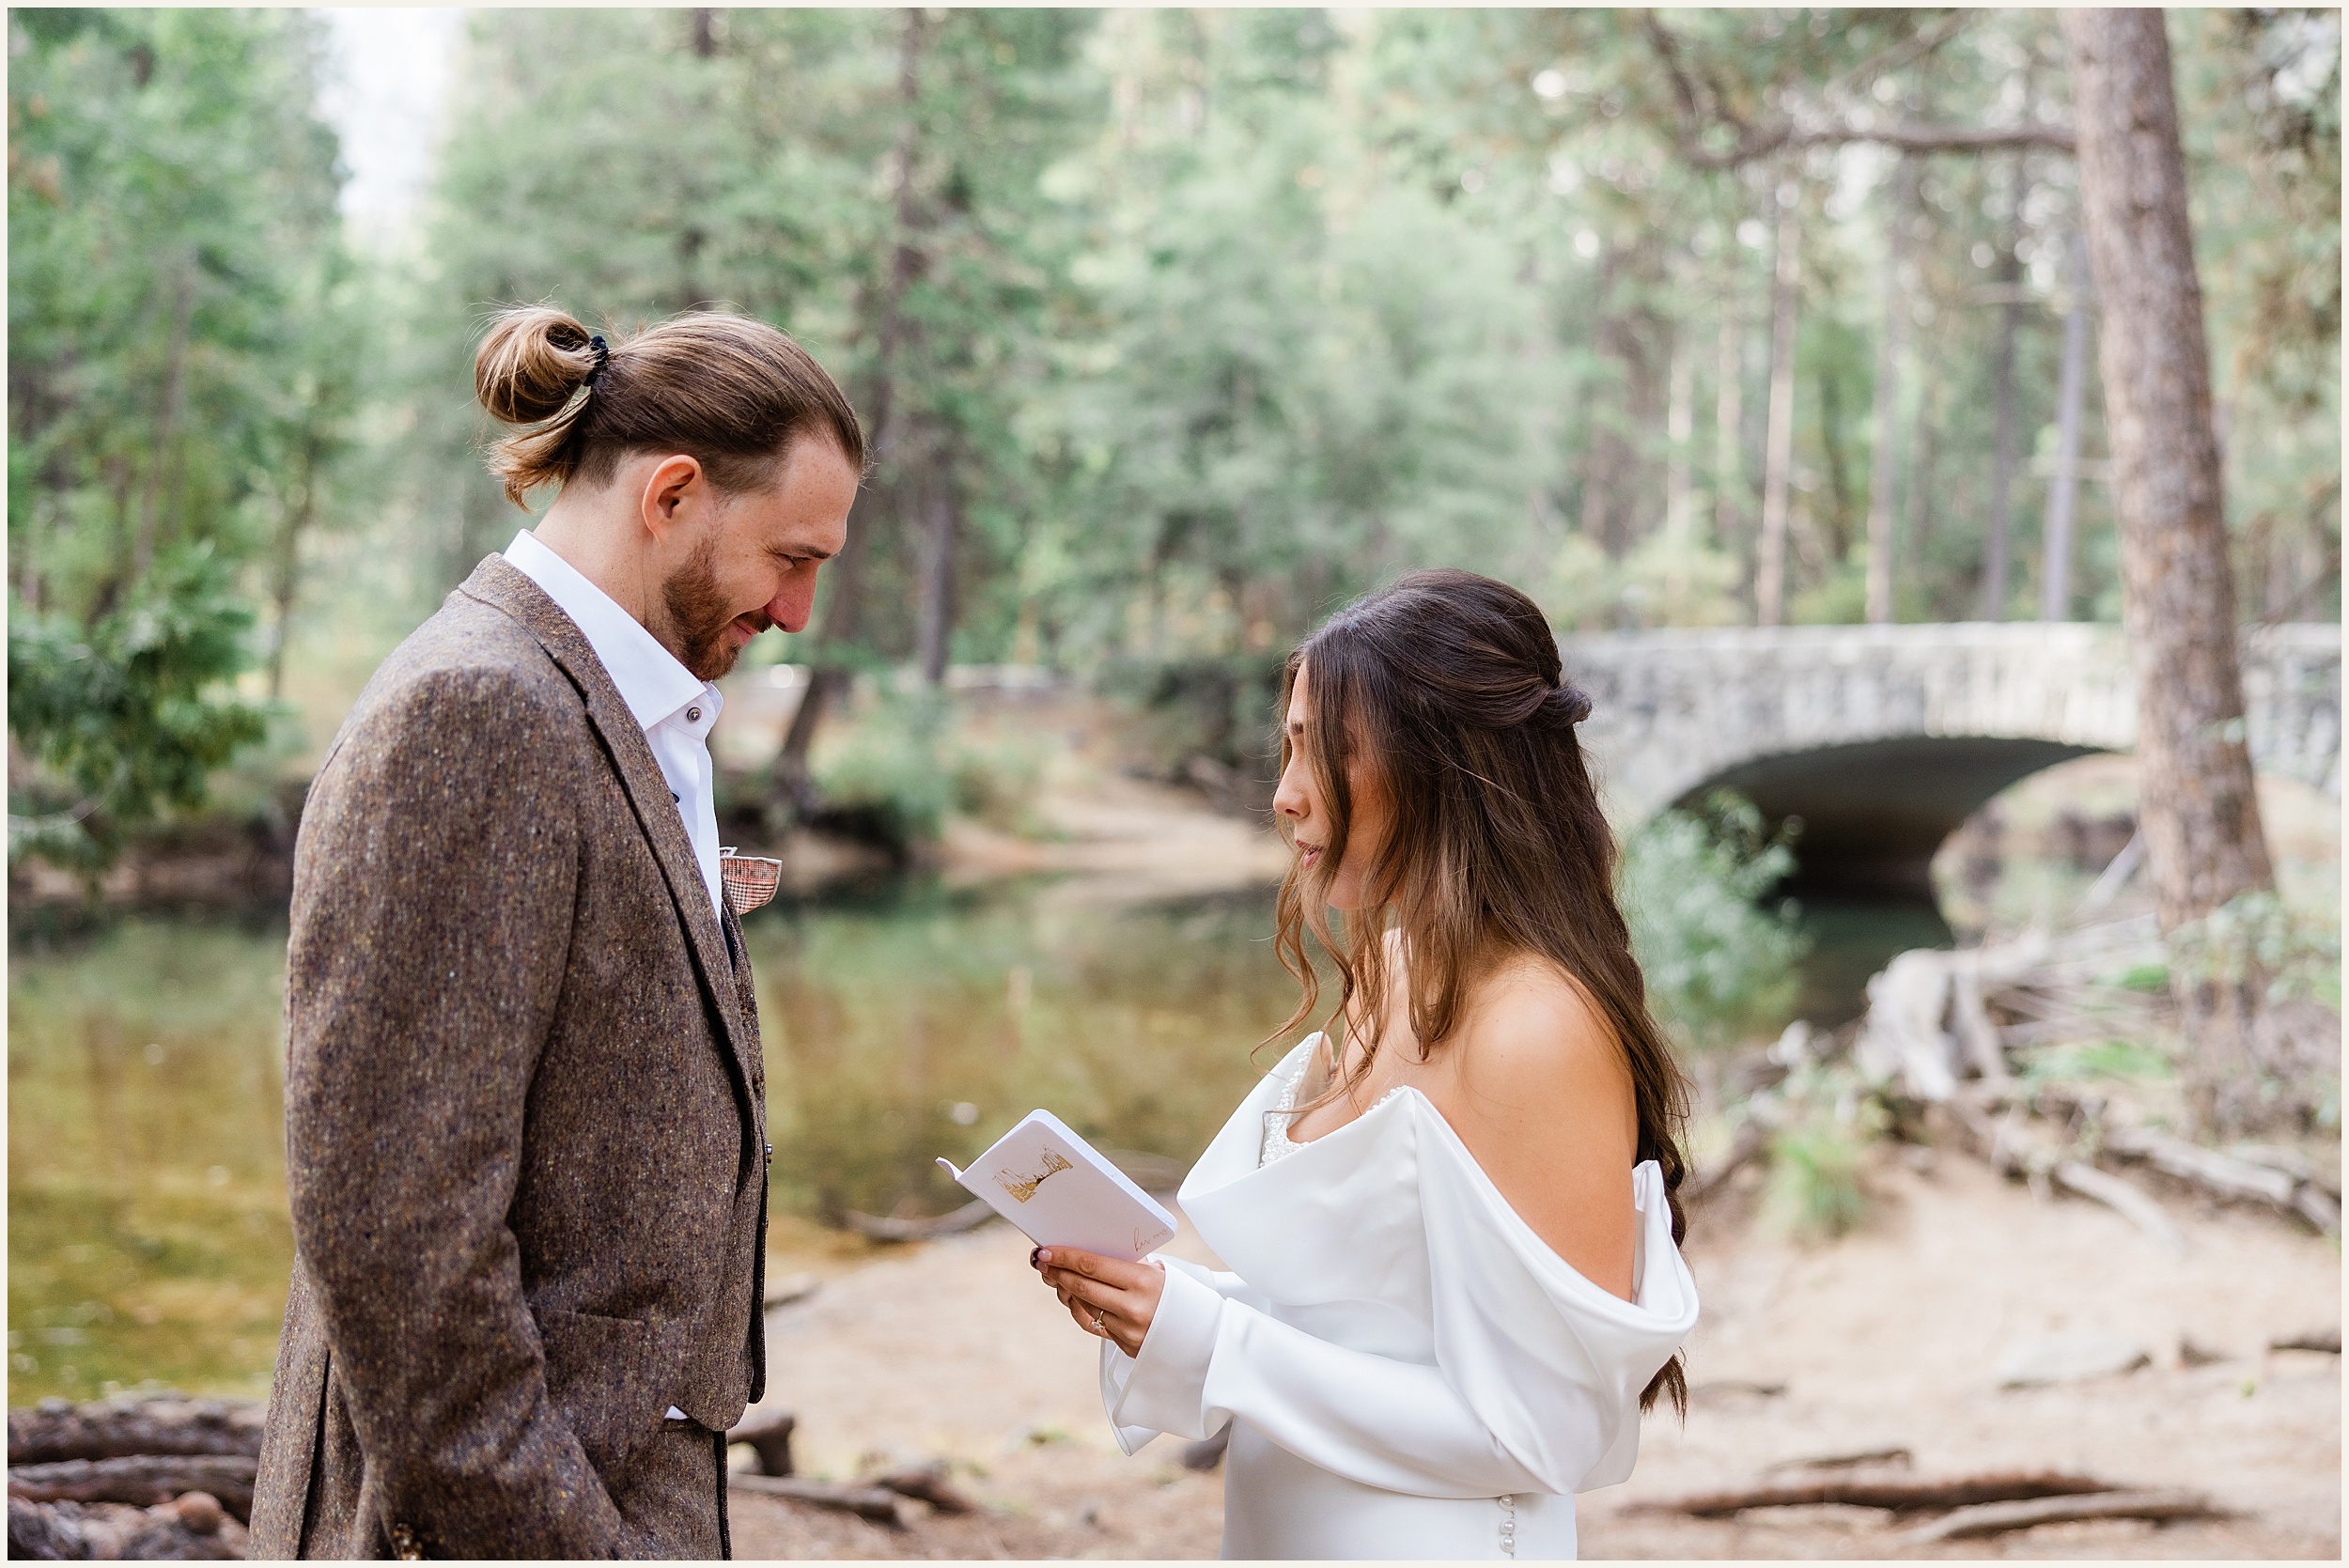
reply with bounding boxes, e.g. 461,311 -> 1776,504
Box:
730,1147 -> 2340,1560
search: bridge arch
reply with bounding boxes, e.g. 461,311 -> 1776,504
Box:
1563,623 -> 2340,893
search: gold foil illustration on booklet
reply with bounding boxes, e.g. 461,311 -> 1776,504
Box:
998,1148 -> 1073,1203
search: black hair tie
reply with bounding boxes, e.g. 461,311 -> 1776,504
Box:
585,334 -> 610,388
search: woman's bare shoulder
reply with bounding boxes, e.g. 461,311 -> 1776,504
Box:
1460,955 -> 1628,1087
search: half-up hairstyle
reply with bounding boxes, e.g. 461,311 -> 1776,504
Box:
473,304 -> 865,507
1268,567 -> 1693,1418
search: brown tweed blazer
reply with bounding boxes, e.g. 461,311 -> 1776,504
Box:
250,556 -> 770,1559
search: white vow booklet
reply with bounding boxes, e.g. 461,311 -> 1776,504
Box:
937,1110 -> 1179,1262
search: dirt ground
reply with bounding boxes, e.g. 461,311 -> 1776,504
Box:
729,1148 -> 2340,1560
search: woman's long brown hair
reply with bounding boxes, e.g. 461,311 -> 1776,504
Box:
1268,568 -> 1691,1418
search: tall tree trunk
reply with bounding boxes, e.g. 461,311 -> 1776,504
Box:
1980,225 -> 2023,621
2061,8 -> 2277,1136
267,436 -> 323,702
1754,183 -> 1802,628
1906,381 -> 1938,595
916,449 -> 962,686
1714,290 -> 1746,599
770,7 -> 929,823
1865,160 -> 1916,626
1662,331 -> 1695,600
2040,231 -> 2092,621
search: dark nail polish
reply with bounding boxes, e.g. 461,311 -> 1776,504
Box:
1030,1247 -> 1043,1268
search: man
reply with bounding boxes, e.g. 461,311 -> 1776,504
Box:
251,308 -> 863,1558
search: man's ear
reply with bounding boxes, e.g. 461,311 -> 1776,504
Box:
638,454 -> 706,544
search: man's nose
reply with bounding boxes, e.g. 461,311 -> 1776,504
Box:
767,575 -> 817,635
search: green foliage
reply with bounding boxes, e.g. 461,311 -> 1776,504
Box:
8,549 -> 271,868
8,9 -> 356,858
2016,1036 -> 2175,1089
1762,1088 -> 1877,1242
810,691 -> 1051,852
9,8 -> 2341,851
812,696 -> 959,855
2167,889 -> 2343,1011
1622,791 -> 1812,1052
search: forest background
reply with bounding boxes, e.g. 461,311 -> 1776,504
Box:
8,5 -> 2341,879
5,11 -> 2345,1506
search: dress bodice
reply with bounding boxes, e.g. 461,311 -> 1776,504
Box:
1257,1034 -> 1405,1168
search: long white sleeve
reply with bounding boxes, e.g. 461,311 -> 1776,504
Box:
1103,1259 -> 1547,1497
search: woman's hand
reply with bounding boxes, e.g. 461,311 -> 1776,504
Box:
1031,1246 -> 1163,1358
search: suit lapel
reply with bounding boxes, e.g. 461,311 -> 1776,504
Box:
456,556 -> 763,1129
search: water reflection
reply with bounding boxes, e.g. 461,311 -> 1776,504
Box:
750,876 -> 1297,1224
6,880 -> 1306,1403
8,871 -> 1918,1403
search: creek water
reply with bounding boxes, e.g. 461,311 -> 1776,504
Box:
7,875 -> 1900,1405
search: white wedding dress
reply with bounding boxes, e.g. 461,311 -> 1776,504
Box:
1098,1036 -> 1699,1560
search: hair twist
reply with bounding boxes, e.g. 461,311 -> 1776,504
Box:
1543,681 -> 1594,729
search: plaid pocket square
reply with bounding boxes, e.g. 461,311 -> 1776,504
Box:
719,847 -> 784,916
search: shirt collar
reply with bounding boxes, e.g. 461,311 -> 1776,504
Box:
503,529 -> 718,733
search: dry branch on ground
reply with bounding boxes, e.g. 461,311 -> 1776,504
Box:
1897,1486 -> 2224,1543
1625,1467 -> 2119,1517
7,1454 -> 257,1524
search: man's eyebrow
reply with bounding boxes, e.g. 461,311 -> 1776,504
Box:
767,542 -> 837,563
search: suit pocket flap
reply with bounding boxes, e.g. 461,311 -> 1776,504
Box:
535,1307 -> 669,1469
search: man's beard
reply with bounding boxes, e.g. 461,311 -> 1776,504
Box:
663,541 -> 767,681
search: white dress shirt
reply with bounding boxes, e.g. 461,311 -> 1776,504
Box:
503,529 -> 726,925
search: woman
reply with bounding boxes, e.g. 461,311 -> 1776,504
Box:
1030,570 -> 1699,1560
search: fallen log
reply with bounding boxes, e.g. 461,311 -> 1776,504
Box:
1898,1487 -> 2222,1543
2270,1327 -> 2341,1355
726,1409 -> 797,1477
764,1273 -> 820,1311
863,1459 -> 977,1514
8,1493 -> 248,1560
7,1454 -> 257,1524
837,1199 -> 998,1243
728,1472 -> 910,1527
2105,1125 -> 2340,1234
2228,1144 -> 2341,1200
1687,1379 -> 1785,1400
8,1394 -> 265,1465
1943,1095 -> 2185,1253
2051,1160 -> 2186,1256
1763,1447 -> 1913,1475
1626,1469 -> 2118,1518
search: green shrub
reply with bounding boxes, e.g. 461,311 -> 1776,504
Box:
813,694 -> 1056,853
812,696 -> 957,854
949,731 -> 1048,833
1763,1109 -> 1873,1240
2167,889 -> 2342,1011
1622,791 -> 1812,1052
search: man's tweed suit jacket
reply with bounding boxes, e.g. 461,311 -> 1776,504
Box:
250,556 -> 770,1559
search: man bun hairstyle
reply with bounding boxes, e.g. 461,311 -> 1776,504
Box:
473,303 -> 865,508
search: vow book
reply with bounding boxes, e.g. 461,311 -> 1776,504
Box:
937,1110 -> 1179,1262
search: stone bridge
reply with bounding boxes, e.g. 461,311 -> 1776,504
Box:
1562,623 -> 2341,893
